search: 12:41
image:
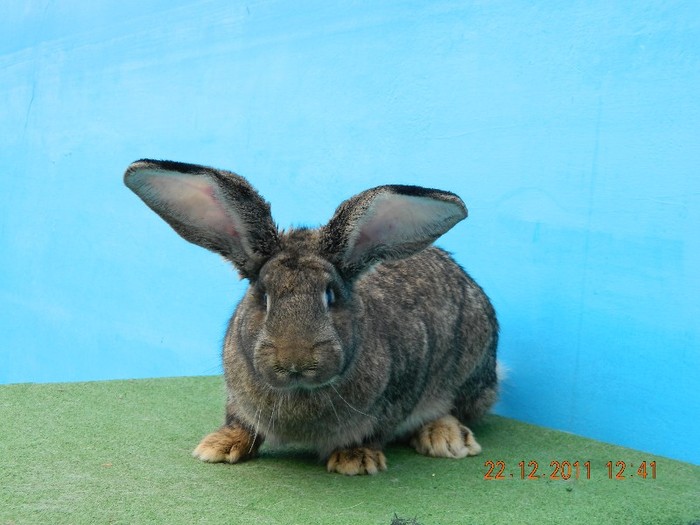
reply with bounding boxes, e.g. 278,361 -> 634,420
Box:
607,461 -> 657,479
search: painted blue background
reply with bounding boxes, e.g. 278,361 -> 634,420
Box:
1,1 -> 698,464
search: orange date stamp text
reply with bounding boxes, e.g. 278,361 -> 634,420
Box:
483,460 -> 657,480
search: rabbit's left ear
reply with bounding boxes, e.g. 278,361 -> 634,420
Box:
321,185 -> 467,279
124,159 -> 279,279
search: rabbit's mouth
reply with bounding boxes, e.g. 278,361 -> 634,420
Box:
254,339 -> 345,391
260,362 -> 341,391
275,373 -> 340,392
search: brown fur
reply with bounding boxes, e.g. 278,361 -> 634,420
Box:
125,159 -> 499,475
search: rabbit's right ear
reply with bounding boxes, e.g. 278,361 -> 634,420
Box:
124,159 -> 279,279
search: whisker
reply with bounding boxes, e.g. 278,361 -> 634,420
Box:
249,406 -> 263,454
324,390 -> 341,423
266,388 -> 279,435
330,384 -> 377,420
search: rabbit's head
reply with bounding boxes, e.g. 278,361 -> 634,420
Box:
125,160 -> 466,390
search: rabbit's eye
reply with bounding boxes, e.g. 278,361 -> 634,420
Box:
262,292 -> 270,311
324,286 -> 335,309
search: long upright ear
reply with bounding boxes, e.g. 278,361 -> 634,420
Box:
124,159 -> 279,279
321,185 -> 467,279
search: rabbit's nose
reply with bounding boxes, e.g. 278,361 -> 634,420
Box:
285,363 -> 302,378
277,357 -> 314,377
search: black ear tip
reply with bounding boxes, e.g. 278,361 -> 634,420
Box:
440,191 -> 468,220
455,198 -> 468,219
385,184 -> 464,201
128,158 -> 161,168
124,160 -> 154,189
385,184 -> 468,219
125,158 -> 157,176
126,159 -> 210,175
124,159 -> 217,189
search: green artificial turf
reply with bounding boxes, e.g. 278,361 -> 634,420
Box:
1,376 -> 698,524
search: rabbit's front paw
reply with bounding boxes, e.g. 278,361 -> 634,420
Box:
327,447 -> 387,475
410,415 -> 482,459
192,426 -> 263,463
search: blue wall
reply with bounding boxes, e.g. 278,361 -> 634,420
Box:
1,1 -> 698,464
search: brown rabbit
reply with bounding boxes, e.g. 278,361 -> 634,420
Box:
125,159 -> 498,475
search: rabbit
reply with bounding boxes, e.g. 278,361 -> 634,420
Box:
124,159 -> 498,475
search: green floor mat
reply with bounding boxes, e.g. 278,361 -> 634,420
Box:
1,376 -> 698,524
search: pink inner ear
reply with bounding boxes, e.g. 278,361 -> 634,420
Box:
346,192 -> 463,263
352,217 -> 398,255
146,172 -> 242,238
353,198 -> 421,248
199,185 -> 240,238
